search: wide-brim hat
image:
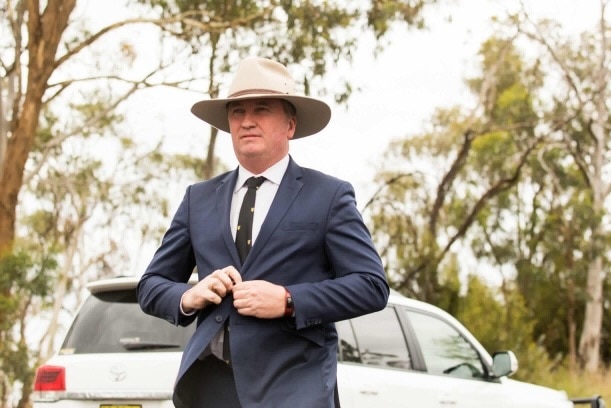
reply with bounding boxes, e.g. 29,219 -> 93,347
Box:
191,57 -> 331,139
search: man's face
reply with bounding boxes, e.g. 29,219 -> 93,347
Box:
227,98 -> 296,172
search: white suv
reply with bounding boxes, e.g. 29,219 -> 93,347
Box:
33,276 -> 604,408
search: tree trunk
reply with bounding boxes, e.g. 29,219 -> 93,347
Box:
0,0 -> 77,255
203,127 -> 219,180
578,13 -> 608,367
579,256 -> 604,371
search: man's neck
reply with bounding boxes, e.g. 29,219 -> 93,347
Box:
239,154 -> 289,176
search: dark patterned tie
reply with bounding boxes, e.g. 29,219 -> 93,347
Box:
225,176 -> 265,363
235,176 -> 266,263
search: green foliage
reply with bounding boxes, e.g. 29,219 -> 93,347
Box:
470,131 -> 516,178
367,0 -> 434,34
0,250 -> 57,389
446,273 -> 570,387
5,0 -> 446,404
557,369 -> 611,403
0,251 -> 56,307
434,255 -> 461,316
369,3 -> 610,374
455,276 -> 508,352
132,0 -> 438,103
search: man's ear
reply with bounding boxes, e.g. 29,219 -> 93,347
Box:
287,117 -> 296,140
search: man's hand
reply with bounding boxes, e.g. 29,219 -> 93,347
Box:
233,280 -> 286,319
181,266 -> 242,312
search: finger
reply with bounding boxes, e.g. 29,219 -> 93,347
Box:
232,282 -> 248,299
184,284 -> 220,309
195,278 -> 211,292
233,298 -> 252,316
204,270 -> 228,290
211,272 -> 234,292
210,279 -> 229,297
210,268 -> 232,286
236,306 -> 252,316
233,297 -> 242,309
221,265 -> 242,285
207,291 -> 223,305
205,277 -> 227,300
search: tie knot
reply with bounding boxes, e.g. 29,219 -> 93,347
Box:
245,176 -> 265,189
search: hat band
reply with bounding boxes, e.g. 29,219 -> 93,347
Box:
228,88 -> 290,98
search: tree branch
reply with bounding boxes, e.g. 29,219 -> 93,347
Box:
440,137 -> 541,257
430,130 -> 474,234
53,7 -> 277,72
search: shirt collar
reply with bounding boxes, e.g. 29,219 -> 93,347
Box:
234,155 -> 290,193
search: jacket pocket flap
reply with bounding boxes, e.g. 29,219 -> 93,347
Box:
282,222 -> 318,230
282,322 -> 325,346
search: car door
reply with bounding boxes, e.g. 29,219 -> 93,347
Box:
337,307 -> 457,408
402,307 -> 518,408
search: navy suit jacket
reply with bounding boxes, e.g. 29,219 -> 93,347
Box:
137,157 -> 389,408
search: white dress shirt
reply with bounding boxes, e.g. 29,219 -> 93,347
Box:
230,155 -> 289,244
194,155 -> 290,360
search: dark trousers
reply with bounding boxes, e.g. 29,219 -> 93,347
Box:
173,356 -> 342,408
173,356 -> 242,408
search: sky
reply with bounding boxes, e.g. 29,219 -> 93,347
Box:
77,0 -> 602,204
10,2 -> 605,397
15,1 -> 602,372
284,0 -> 603,204
74,0 -> 605,274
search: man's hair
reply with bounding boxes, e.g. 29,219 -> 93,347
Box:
225,98 -> 296,118
281,100 -> 297,117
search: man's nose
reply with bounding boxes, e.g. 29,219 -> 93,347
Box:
241,111 -> 256,127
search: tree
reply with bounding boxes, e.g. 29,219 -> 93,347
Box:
0,251 -> 56,408
134,0 -> 440,179
0,0 -> 199,256
365,35 -> 542,304
367,2 -> 610,373
510,0 -> 611,373
1,0 -> 77,256
0,0 -> 441,277
0,2 -> 202,404
1,1 -> 441,405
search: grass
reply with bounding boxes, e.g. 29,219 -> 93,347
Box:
532,368 -> 610,405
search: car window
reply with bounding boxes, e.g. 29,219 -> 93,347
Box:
404,309 -> 486,380
339,307 -> 412,370
336,319 -> 362,363
60,289 -> 194,354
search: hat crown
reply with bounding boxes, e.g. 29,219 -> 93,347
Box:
227,57 -> 296,98
191,57 -> 331,139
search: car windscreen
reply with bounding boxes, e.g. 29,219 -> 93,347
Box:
59,288 -> 195,354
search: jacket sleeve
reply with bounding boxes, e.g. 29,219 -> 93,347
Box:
137,186 -> 198,327
288,180 -> 389,330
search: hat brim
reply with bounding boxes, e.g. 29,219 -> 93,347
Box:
191,94 -> 331,139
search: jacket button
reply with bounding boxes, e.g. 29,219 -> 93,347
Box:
215,315 -> 223,323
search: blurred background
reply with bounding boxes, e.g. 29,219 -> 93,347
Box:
1,0 -> 609,406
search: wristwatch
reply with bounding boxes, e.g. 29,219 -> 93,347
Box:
284,288 -> 294,317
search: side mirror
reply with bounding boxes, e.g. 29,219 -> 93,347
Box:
491,351 -> 518,378
599,396 -> 607,408
571,396 -> 606,408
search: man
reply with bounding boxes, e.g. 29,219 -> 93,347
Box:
137,57 -> 389,408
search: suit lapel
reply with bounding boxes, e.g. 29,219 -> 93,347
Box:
244,159 -> 303,270
217,169 -> 241,266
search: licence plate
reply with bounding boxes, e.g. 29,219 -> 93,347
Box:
100,405 -> 142,408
